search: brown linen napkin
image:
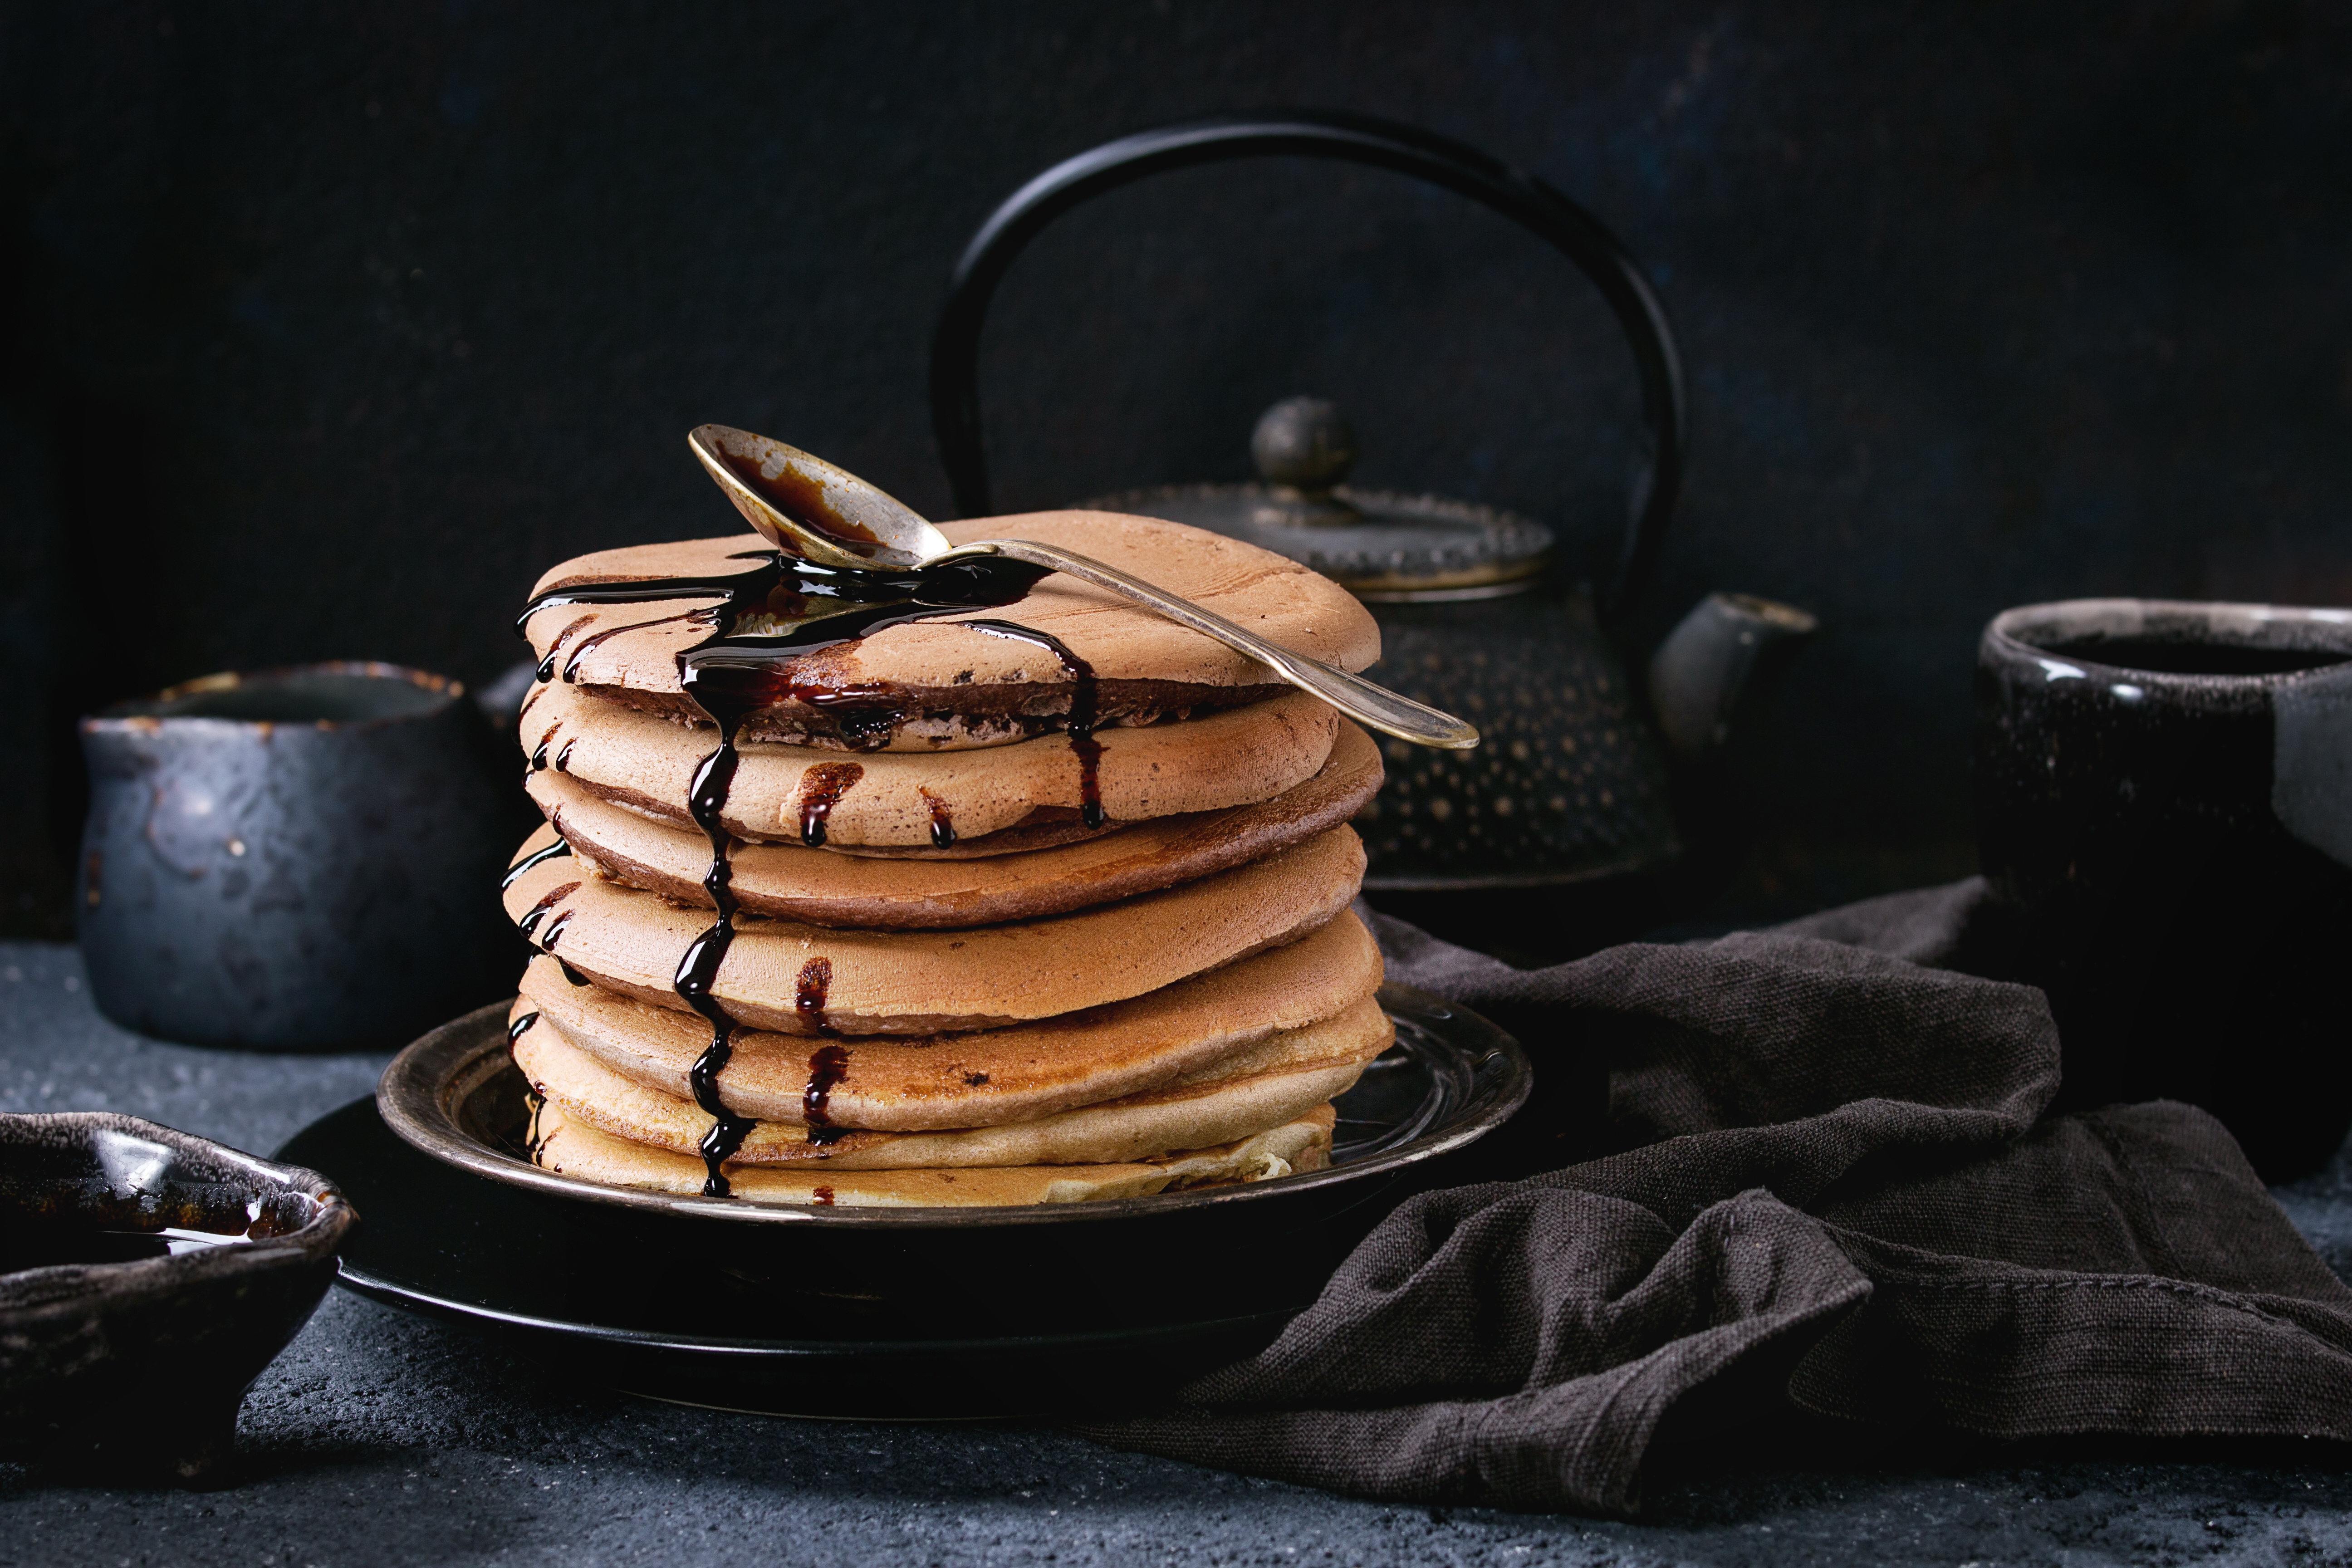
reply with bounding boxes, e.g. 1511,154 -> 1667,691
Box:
1079,879 -> 2352,1514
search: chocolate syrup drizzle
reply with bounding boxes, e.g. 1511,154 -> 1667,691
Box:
501,837 -> 573,891
964,620 -> 1107,828
507,1009 -> 543,1144
564,607 -> 708,683
513,535 -> 1120,1199
796,764 -> 864,848
803,1042 -> 851,1143
517,882 -> 578,939
795,956 -> 833,1032
923,791 -> 957,849
674,733 -> 757,1197
536,614 -> 593,683
794,960 -> 852,1147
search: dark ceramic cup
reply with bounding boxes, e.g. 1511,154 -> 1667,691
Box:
77,662 -> 526,1050
1975,598 -> 2352,1177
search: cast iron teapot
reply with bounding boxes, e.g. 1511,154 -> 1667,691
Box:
930,112 -> 1814,953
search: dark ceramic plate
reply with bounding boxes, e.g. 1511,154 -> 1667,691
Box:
277,984 -> 1526,1417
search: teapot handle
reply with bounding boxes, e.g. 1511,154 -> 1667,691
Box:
929,110 -> 1686,620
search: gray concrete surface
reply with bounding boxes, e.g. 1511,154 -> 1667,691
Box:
7,937 -> 2352,1566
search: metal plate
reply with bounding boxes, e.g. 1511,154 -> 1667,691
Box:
277,985 -> 1527,1416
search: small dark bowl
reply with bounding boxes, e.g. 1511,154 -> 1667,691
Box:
0,1112 -> 357,1483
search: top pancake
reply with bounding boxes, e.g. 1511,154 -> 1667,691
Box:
521,511 -> 1381,750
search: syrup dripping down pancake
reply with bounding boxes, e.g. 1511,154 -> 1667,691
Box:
510,1004 -> 1387,1171
512,911 -> 1383,1130
522,681 -> 1342,848
520,512 -> 1380,751
499,825 -> 1366,1037
524,1098 -> 1336,1208
527,722 -> 1383,928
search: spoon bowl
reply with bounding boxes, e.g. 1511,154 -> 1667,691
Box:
689,424 -> 944,569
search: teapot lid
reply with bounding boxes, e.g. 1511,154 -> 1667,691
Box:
1085,397 -> 1554,601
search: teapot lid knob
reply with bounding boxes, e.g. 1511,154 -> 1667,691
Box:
1082,393 -> 1554,593
1252,397 -> 1356,491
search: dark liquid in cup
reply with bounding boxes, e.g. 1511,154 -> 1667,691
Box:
0,1220 -> 254,1274
1980,602 -> 2352,1177
2037,637 -> 2351,678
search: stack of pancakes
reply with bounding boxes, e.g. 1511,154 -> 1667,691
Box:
501,510 -> 1392,1207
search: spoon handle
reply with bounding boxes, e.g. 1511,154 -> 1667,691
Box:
946,539 -> 1480,751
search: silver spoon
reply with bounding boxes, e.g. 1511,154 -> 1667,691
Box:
686,424 -> 1479,750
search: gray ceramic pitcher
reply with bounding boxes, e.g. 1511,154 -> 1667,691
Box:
76,662 -> 522,1050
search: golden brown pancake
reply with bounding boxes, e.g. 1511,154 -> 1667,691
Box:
501,824 -> 1366,1036
525,1098 -> 1335,1207
528,722 -> 1383,928
512,912 -> 1384,1128
511,1007 -> 1386,1170
522,681 -> 1339,847
521,512 -> 1381,750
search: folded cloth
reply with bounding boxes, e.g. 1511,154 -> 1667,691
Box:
1079,878 -> 2352,1514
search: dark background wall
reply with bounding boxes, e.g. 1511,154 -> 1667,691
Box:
4,0 -> 2348,938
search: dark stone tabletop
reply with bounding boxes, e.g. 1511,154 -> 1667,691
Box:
7,936 -> 2352,1567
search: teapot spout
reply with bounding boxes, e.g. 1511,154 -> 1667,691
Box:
1648,593 -> 1819,765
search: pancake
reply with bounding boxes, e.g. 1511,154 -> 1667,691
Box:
814,816 -> 1122,859
500,824 -> 1366,1036
512,911 -> 1384,1128
525,1098 -> 1336,1207
521,511 -> 1381,750
529,721 -> 1383,928
511,1005 -> 1387,1169
523,681 -> 1340,847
